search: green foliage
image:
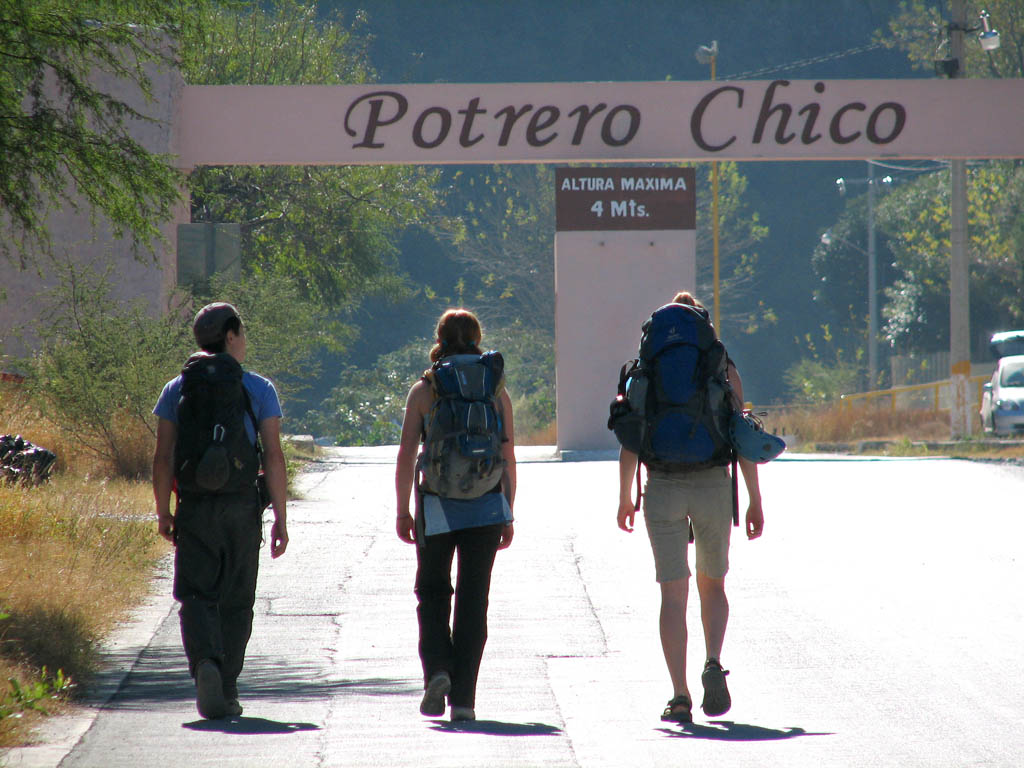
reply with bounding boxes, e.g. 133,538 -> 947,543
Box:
694,162 -> 772,333
811,191 -> 893,357
877,0 -> 1024,79
445,165 -> 555,329
874,161 -> 1024,354
303,341 -> 427,446
0,0 -> 191,265
301,317 -> 557,444
180,1 -> 450,311
786,324 -> 864,401
483,320 -> 555,436
784,358 -> 863,404
442,162 -> 770,335
201,271 -> 344,407
23,259 -> 192,477
0,667 -> 73,719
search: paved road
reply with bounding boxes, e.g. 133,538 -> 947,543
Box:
5,448 -> 1023,767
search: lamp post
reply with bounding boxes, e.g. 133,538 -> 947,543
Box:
696,41 -> 720,331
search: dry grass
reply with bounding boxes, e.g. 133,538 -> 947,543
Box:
760,404 -> 952,445
0,385 -> 166,746
0,384 -> 156,479
518,420 -> 557,446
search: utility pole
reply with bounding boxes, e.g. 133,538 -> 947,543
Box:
949,0 -> 972,438
867,161 -> 878,389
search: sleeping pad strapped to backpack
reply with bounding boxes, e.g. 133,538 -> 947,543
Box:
418,352 -> 506,500
608,303 -> 735,473
174,352 -> 260,496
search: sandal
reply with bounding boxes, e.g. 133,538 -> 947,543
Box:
701,658 -> 731,716
660,694 -> 692,723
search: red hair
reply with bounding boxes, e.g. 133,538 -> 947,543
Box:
430,309 -> 483,362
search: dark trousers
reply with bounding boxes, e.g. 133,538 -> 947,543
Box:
173,491 -> 262,699
415,522 -> 503,709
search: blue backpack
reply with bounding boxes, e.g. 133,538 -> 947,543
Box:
608,303 -> 736,473
418,352 -> 506,500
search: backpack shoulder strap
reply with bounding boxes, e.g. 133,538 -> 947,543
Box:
242,383 -> 263,457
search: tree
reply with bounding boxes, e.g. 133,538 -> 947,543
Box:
201,270 -> 345,406
444,161 -> 770,333
811,191 -> 895,365
875,162 -> 1024,354
179,1 -> 450,310
877,0 -> 1024,79
0,0 -> 189,266
443,165 -> 553,329
871,1 -> 1024,356
25,258 -> 193,478
693,162 -> 772,333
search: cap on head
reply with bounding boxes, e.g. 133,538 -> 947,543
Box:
192,302 -> 241,347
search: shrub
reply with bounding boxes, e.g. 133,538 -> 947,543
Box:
22,261 -> 192,478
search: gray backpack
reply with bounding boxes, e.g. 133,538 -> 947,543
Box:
417,352 -> 506,499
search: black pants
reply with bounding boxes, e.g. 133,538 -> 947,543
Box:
415,522 -> 503,709
173,491 -> 262,699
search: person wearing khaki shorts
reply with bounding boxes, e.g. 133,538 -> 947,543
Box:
643,467 -> 733,582
617,292 -> 764,725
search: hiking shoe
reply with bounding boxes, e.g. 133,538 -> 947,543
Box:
420,672 -> 451,716
225,699 -> 243,718
701,658 -> 731,717
450,706 -> 476,722
195,660 -> 228,719
660,694 -> 693,724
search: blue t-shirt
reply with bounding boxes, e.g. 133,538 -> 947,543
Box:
153,369 -> 283,444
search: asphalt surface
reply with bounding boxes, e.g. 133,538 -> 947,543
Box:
4,447 -> 1023,767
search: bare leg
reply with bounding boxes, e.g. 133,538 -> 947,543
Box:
695,571 -> 728,661
658,578 -> 690,698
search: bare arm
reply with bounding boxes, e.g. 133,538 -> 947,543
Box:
497,389 -> 516,549
617,447 -> 639,532
259,416 -> 288,557
395,381 -> 430,544
728,363 -> 764,539
152,418 -> 177,543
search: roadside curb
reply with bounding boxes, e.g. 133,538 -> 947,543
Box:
1,555 -> 177,768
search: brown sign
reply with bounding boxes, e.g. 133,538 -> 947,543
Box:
555,167 -> 695,231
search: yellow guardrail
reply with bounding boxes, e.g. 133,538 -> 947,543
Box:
840,375 -> 989,411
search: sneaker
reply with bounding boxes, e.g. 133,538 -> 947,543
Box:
450,706 -> 476,722
195,660 -> 228,719
420,671 -> 451,716
700,658 -> 731,717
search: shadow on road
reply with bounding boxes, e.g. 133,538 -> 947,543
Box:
91,646 -> 419,710
182,717 -> 321,735
429,720 -> 563,736
657,721 -> 834,742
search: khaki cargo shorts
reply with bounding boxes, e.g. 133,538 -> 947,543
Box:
643,466 -> 732,583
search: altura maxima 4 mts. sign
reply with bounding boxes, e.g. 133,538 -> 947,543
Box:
176,79 -> 1024,168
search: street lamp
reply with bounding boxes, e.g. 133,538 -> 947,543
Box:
696,40 -> 720,332
831,164 -> 893,389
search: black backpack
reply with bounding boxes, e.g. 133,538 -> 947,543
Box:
174,352 -> 260,496
418,352 -> 506,500
609,302 -> 736,472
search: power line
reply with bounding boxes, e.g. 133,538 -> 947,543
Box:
867,159 -> 949,173
722,42 -> 885,80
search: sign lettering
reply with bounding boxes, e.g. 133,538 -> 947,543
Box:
177,79 -> 1024,168
555,168 -> 695,231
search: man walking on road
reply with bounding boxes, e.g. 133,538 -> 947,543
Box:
614,291 -> 764,724
152,302 -> 289,719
